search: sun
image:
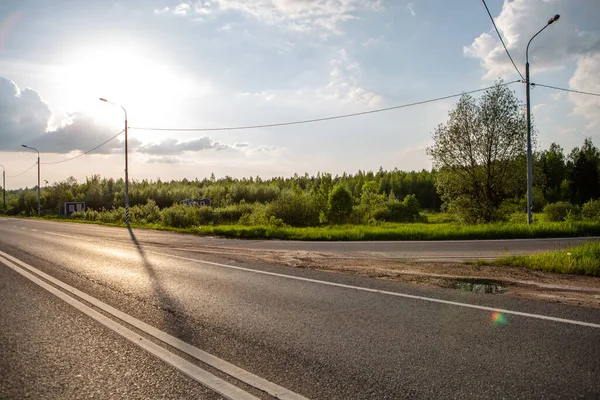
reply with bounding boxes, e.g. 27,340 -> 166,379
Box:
55,44 -> 203,125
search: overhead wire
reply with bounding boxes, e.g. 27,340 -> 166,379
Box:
531,83 -> 600,97
480,0 -> 525,81
42,129 -> 125,165
130,80 -> 521,132
7,162 -> 37,178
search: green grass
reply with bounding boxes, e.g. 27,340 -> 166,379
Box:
186,221 -> 600,241
8,214 -> 600,242
496,241 -> 600,276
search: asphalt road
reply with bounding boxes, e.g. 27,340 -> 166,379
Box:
1,218 -> 599,399
1,218 -> 598,260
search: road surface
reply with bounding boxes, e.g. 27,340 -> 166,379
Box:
1,218 -> 599,399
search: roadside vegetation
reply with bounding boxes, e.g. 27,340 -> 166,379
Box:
496,241 -> 600,276
2,82 -> 599,242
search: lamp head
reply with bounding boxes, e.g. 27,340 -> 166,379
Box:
548,14 -> 560,24
99,98 -> 108,102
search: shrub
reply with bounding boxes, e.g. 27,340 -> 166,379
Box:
327,185 -> 354,224
160,205 -> 199,228
267,189 -> 319,227
385,194 -> 424,223
582,199 -> 600,222
543,202 -> 579,222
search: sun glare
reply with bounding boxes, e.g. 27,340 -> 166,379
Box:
56,45 -> 204,124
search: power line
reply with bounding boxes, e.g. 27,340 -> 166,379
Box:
7,162 -> 37,178
42,130 -> 125,165
480,0 -> 525,81
131,80 -> 521,132
531,82 -> 600,97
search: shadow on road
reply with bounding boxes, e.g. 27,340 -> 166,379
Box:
127,226 -> 196,343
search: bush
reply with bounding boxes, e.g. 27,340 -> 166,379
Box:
327,185 -> 354,224
160,205 -> 200,228
385,194 -> 425,223
582,199 -> 600,222
543,202 -> 579,222
267,189 -> 319,227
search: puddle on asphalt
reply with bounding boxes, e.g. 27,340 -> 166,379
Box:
456,279 -> 505,294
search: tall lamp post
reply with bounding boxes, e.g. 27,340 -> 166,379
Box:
0,164 -> 5,210
525,14 -> 560,225
21,145 -> 41,217
99,98 -> 130,226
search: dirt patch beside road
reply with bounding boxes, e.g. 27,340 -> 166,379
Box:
188,246 -> 600,309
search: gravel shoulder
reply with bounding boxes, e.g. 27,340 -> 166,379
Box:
185,245 -> 600,309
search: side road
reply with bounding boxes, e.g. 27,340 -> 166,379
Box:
2,217 -> 599,308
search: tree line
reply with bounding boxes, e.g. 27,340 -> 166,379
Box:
2,82 -> 598,226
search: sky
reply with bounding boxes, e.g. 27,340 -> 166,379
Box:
0,0 -> 599,189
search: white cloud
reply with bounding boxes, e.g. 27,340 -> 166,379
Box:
362,35 -> 383,46
147,156 -> 185,164
464,0 -> 600,80
137,137 -> 229,155
569,52 -> 600,129
166,0 -> 382,36
0,77 -> 53,149
316,49 -> 383,107
236,91 -> 276,101
406,2 -> 415,17
464,0 -> 600,129
174,3 -> 192,15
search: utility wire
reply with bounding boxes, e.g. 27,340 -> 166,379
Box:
131,80 -> 521,132
531,82 -> 600,97
480,0 -> 525,81
42,130 -> 125,165
7,162 -> 37,178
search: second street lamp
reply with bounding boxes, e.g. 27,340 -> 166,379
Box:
21,144 -> 41,217
99,98 -> 130,226
525,14 -> 560,225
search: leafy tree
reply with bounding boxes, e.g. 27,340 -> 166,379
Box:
568,138 -> 600,204
539,143 -> 567,202
356,181 -> 387,222
427,81 -> 528,223
327,185 -> 353,224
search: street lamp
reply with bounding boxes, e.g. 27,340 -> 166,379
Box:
0,164 -> 5,210
21,145 -> 41,217
525,14 -> 560,225
99,98 -> 130,226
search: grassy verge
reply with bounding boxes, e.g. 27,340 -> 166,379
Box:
190,221 -> 600,241
496,241 -> 600,276
7,215 -> 600,241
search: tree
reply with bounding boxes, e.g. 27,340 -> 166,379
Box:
539,143 -> 566,203
327,185 -> 353,224
568,138 -> 600,204
427,81 -> 529,223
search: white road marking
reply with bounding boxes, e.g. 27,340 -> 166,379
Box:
0,255 -> 260,400
0,249 -> 309,400
143,250 -> 600,329
45,231 -> 82,240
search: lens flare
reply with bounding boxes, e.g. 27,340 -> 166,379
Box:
491,312 -> 508,326
0,13 -> 21,54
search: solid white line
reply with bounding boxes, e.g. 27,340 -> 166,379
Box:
0,249 -> 309,400
144,250 -> 600,329
0,255 -> 260,400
